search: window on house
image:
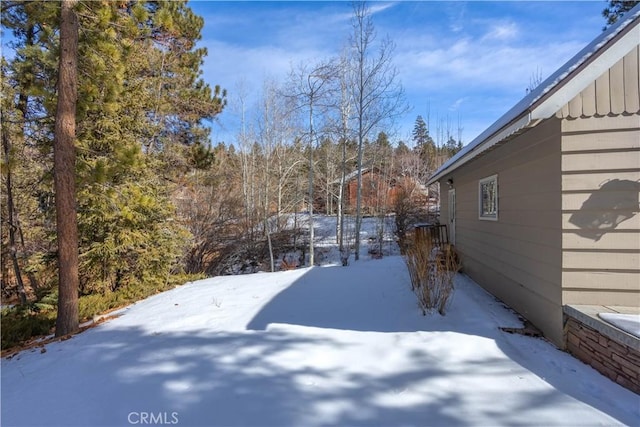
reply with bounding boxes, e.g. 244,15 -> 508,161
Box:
479,175 -> 498,220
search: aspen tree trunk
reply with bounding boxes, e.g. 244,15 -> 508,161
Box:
54,0 -> 79,337
354,126 -> 363,261
348,2 -> 408,259
337,137 -> 348,266
307,103 -> 314,266
353,13 -> 366,262
336,145 -> 344,248
336,60 -> 350,260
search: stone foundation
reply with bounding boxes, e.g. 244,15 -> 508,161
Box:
564,305 -> 640,395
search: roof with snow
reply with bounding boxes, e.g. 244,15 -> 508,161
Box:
427,4 -> 640,185
331,166 -> 378,185
342,167 -> 371,183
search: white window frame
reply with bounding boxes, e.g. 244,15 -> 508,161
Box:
478,174 -> 498,221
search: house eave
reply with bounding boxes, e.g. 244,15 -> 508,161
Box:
426,6 -> 640,186
427,113 -> 534,184
530,20 -> 640,120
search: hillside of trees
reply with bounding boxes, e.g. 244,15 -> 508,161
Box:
0,1 -> 463,345
2,0 -> 630,349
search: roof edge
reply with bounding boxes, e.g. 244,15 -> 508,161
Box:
427,5 -> 640,186
427,113 -> 532,184
531,22 -> 640,120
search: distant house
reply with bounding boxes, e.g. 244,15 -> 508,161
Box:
427,4 -> 640,354
342,168 -> 428,215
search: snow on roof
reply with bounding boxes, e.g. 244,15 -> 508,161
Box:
427,4 -> 640,185
343,167 -> 370,183
330,167 -> 371,185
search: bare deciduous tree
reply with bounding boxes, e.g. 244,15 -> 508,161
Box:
336,52 -> 353,263
526,67 -> 544,94
348,1 -> 409,261
234,79 -> 258,246
287,61 -> 336,266
257,79 -> 281,271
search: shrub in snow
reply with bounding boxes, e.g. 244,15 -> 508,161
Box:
340,248 -> 350,266
279,253 -> 300,270
404,239 -> 460,315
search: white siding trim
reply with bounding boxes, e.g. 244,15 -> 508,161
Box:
531,23 -> 640,120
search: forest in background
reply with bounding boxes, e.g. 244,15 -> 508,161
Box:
0,1 -> 465,347
1,0 -> 636,348
6,0 -> 637,350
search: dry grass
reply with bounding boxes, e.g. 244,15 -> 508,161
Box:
404,239 -> 460,315
279,256 -> 298,271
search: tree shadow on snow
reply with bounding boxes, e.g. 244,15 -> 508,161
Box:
3,324 -> 482,427
2,261 -> 638,427
244,261 -> 639,426
247,260 -> 426,333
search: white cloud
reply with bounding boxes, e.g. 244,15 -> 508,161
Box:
482,21 -> 519,41
449,98 -> 465,111
391,22 -> 589,142
200,38 -> 333,140
443,2 -> 467,33
194,1 -> 605,146
397,33 -> 586,94
369,2 -> 397,16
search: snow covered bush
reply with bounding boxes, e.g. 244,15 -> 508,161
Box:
404,239 -> 460,315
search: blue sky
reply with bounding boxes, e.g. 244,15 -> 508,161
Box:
191,0 -> 608,147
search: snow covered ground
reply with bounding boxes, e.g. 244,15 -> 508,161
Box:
2,216 -> 639,426
283,213 -> 401,266
599,313 -> 640,338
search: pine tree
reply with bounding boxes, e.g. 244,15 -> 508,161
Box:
53,0 -> 80,336
395,141 -> 410,157
72,1 -> 225,292
1,3 -> 57,303
442,136 -> 463,157
1,60 -> 29,305
2,0 -> 226,303
412,115 -> 436,171
603,1 -> 639,28
412,115 -> 428,148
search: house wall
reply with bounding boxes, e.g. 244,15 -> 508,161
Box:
556,46 -> 640,119
440,118 -> 565,346
344,172 -> 414,214
560,114 -> 640,306
558,45 -> 640,306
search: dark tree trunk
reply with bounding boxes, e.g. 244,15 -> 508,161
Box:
1,129 -> 27,305
15,24 -> 40,294
54,0 -> 79,337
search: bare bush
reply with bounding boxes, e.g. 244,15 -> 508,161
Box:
279,255 -> 298,271
393,182 -> 429,254
404,239 -> 460,315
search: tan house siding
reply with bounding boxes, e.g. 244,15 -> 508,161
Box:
559,44 -> 640,306
441,118 -> 564,345
561,114 -> 640,307
431,14 -> 640,351
557,46 -> 640,119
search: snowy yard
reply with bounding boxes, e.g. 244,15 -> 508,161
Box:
2,217 -> 639,426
